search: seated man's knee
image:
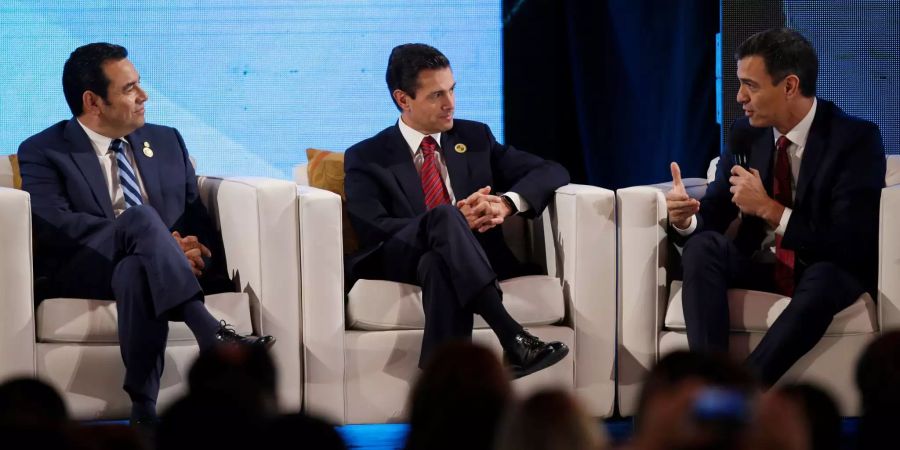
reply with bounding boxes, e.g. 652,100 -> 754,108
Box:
116,205 -> 166,236
683,231 -> 729,263
424,204 -> 468,231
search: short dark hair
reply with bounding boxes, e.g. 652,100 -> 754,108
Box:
62,42 -> 128,116
385,43 -> 450,111
735,28 -> 818,97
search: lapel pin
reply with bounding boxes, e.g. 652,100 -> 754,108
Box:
143,141 -> 150,147
454,143 -> 467,154
143,147 -> 154,158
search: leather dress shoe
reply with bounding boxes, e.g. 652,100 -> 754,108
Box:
215,320 -> 276,348
504,330 -> 569,379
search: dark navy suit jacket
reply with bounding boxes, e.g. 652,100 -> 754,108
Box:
684,99 -> 885,293
18,118 -> 225,298
343,119 -> 570,282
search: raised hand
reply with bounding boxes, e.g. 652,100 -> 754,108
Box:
665,162 -> 700,229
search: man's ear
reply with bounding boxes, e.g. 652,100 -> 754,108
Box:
392,89 -> 410,111
81,91 -> 102,116
783,74 -> 801,98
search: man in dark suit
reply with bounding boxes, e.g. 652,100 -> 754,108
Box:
344,43 -> 570,378
666,28 -> 886,386
18,43 -> 274,424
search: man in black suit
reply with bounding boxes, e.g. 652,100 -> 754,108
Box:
344,43 -> 570,377
666,28 -> 885,385
18,43 -> 274,424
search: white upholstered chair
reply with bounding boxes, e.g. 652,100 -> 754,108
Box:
616,155 -> 900,416
294,162 -> 617,424
0,155 -> 302,419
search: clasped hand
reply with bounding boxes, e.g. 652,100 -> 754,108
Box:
457,186 -> 512,233
172,231 -> 211,277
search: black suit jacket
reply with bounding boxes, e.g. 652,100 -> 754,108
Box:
344,119 -> 570,280
18,118 -> 227,296
683,99 -> 885,293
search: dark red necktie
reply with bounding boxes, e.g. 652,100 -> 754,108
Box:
773,135 -> 795,296
419,136 -> 450,210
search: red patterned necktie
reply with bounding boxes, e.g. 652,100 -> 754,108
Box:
773,135 -> 795,296
419,136 -> 451,210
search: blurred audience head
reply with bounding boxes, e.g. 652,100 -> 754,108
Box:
633,350 -> 757,450
188,342 -> 278,415
403,341 -> 512,450
749,383 -> 839,450
495,388 -> 608,450
0,377 -> 71,448
855,329 -> 900,449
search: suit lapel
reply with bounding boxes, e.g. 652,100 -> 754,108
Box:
126,128 -> 164,213
386,125 -> 426,215
440,129 -> 471,200
795,104 -> 828,207
749,128 -> 775,196
64,118 -> 115,219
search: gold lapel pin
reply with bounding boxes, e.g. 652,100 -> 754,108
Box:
143,147 -> 154,158
454,143 -> 467,154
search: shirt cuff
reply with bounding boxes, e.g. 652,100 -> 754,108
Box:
503,192 -> 531,214
672,215 -> 697,236
775,207 -> 792,236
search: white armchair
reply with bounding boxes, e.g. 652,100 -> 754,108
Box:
0,156 -> 302,419
295,164 -> 617,424
616,155 -> 900,416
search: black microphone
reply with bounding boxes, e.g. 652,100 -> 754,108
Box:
729,131 -> 751,170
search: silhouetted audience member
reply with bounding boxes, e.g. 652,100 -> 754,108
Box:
495,388 -> 608,450
629,350 -> 758,450
263,413 -> 347,450
777,384 -> 840,450
403,341 -> 512,450
0,377 -> 72,449
157,344 -> 278,450
69,424 -> 147,450
856,329 -> 900,450
749,383 -> 840,450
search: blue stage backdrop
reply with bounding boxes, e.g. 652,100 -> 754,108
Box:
0,1 -> 503,179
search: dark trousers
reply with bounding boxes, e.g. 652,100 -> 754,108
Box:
355,205 -> 515,366
681,231 -> 863,386
48,206 -> 203,403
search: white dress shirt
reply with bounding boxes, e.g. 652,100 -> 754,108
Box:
397,116 -> 530,212
673,99 -> 818,249
77,120 -> 149,217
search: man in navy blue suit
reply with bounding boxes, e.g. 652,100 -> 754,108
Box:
344,44 -> 570,378
666,28 -> 886,386
18,43 -> 274,424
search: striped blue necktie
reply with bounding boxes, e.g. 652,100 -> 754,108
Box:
110,139 -> 143,209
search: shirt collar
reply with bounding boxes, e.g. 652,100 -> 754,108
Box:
397,116 -> 442,157
76,119 -> 127,157
773,97 -> 817,149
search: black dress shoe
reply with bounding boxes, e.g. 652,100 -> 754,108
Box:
215,320 -> 276,348
504,330 -> 569,379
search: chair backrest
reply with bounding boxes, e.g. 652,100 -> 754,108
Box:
1,155 -> 21,189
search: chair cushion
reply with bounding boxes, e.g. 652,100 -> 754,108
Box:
36,292 -> 252,343
347,275 -> 565,331
305,148 -> 359,254
664,280 -> 876,335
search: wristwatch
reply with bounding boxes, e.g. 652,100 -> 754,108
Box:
500,194 -> 518,215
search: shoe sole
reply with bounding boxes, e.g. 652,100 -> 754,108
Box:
511,345 -> 570,379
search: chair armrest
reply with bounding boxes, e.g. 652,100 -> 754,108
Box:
616,185 -> 670,416
0,187 -> 37,379
550,183 -> 616,416
199,176 -> 302,411
879,185 -> 900,331
296,185 -> 346,422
